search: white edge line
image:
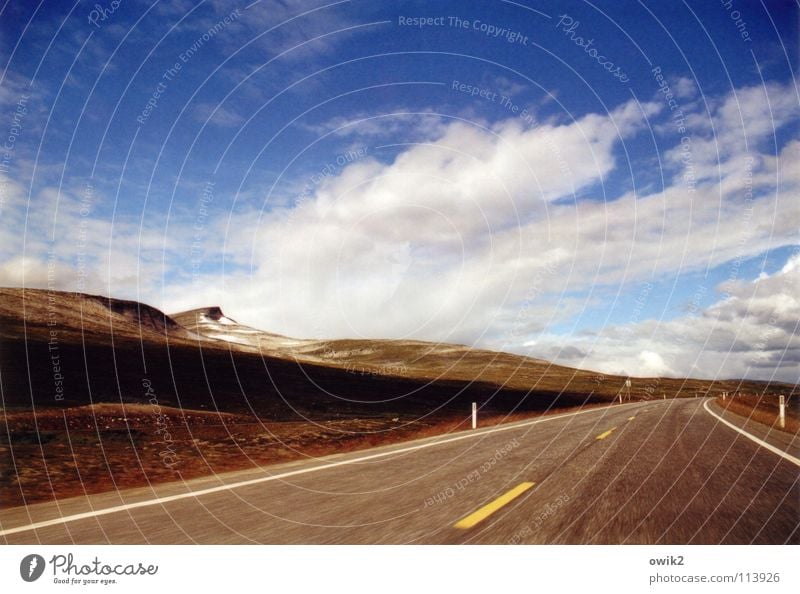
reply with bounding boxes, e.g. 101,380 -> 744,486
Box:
703,399 -> 800,467
0,402 -> 629,537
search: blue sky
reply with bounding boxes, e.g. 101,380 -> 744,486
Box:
1,0 -> 798,381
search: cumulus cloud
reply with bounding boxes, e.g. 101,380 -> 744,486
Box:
673,81 -> 799,183
298,110 -> 448,142
526,249 -> 800,382
3,81 -> 797,383
0,181 -> 208,300
170,96 -> 660,342
672,76 -> 697,100
194,102 -> 245,127
168,84 -> 797,383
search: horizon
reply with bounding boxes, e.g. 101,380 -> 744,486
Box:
2,284 -> 795,387
0,0 -> 798,383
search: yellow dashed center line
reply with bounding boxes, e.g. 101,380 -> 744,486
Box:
627,416 -> 636,421
454,482 -> 535,529
595,427 -> 617,440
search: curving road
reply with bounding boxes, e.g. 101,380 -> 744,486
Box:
1,399 -> 798,544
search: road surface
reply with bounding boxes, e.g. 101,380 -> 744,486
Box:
1,398 -> 798,544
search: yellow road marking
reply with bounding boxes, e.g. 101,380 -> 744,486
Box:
454,482 -> 535,529
627,416 -> 636,421
595,427 -> 617,440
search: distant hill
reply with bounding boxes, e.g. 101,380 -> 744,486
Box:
0,288 -> 793,420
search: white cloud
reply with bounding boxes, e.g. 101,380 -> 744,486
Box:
525,249 -> 800,382
672,76 -> 697,100
193,102 -> 245,127
2,81 -> 797,383
638,350 -> 673,376
184,96 -> 660,342
298,110 -> 448,143
196,84 -> 794,381
666,81 -> 799,184
0,183 -> 206,301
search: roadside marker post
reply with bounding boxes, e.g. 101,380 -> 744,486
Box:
779,396 -> 785,429
472,402 -> 477,429
625,379 -> 631,402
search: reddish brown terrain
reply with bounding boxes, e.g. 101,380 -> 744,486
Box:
1,287 -> 794,507
714,393 -> 800,433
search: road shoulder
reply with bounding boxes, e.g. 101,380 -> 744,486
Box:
704,399 -> 800,464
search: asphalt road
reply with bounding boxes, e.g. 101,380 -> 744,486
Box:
1,398 -> 798,544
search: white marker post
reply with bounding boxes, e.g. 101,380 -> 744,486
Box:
625,379 -> 631,402
722,391 -> 727,401
472,402 -> 477,429
779,395 -> 785,429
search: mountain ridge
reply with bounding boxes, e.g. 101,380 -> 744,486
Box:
0,287 -> 793,417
